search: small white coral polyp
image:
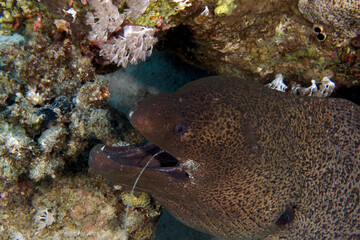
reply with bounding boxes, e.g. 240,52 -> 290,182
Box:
291,77 -> 335,97
34,207 -> 55,230
265,74 -> 288,92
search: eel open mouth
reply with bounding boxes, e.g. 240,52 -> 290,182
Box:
89,142 -> 190,180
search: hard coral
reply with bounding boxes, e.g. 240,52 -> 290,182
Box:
120,191 -> 152,208
175,0 -> 360,86
0,33 -> 118,184
38,125 -> 68,153
0,2 -> 167,238
120,190 -> 161,240
29,155 -> 65,182
214,0 -> 237,16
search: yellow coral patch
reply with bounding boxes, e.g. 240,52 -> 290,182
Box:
121,191 -> 151,208
214,0 -> 238,16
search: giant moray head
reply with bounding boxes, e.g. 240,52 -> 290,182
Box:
88,76 -> 246,189
89,91 -> 208,190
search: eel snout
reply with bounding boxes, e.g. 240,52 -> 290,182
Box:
88,142 -> 190,182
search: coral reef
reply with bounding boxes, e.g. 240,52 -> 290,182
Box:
0,34 -> 120,185
1,0 -> 358,87
0,173 -> 161,239
0,27 -> 161,238
0,34 -> 96,105
0,0 -> 359,239
0,0 -> 39,35
0,23 -> 200,239
162,0 -> 360,86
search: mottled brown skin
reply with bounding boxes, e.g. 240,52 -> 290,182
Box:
90,76 -> 360,239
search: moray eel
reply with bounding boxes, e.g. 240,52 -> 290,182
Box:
89,76 -> 360,239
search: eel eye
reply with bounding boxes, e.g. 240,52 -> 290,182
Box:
173,123 -> 187,136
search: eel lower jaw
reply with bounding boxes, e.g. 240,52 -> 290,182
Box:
89,142 -> 190,180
